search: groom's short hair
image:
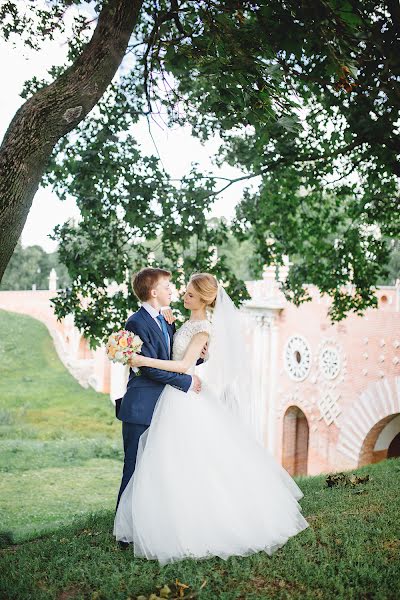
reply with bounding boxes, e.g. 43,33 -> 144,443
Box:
132,267 -> 171,301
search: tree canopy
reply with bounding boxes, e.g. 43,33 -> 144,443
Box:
0,0 -> 398,345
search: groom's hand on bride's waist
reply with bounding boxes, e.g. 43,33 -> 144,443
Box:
191,374 -> 202,394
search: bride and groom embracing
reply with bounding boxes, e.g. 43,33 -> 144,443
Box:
113,267 -> 309,565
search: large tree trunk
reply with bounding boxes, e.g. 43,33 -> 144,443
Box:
0,0 -> 143,281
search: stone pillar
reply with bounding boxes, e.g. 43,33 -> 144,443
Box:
241,298 -> 284,454
266,315 -> 279,455
254,314 -> 269,445
48,268 -> 58,291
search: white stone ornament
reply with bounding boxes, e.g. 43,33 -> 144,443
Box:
284,335 -> 312,381
277,391 -> 312,418
319,345 -> 341,380
318,392 -> 341,426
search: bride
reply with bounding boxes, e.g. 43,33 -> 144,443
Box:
113,273 -> 309,564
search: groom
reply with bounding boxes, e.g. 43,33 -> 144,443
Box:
115,267 -> 202,513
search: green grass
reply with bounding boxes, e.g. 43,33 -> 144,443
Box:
0,309 -> 399,599
0,459 -> 399,599
0,310 -> 122,542
0,310 -> 117,440
0,459 -> 121,541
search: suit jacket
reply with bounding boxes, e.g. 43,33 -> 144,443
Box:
116,306 -> 192,425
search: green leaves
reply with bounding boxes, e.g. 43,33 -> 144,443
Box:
8,0 -> 397,340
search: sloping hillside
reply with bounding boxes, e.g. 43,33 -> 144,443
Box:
0,310 -> 122,541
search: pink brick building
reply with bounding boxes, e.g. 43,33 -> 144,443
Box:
244,268 -> 400,475
1,270 -> 399,476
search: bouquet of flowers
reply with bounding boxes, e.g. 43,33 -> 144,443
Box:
106,330 -> 143,366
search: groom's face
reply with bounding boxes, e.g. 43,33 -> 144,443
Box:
152,276 -> 172,308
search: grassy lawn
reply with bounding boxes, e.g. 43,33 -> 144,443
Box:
0,309 -> 122,542
0,309 -> 399,599
0,459 -> 399,599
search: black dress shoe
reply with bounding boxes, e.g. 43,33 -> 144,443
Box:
118,540 -> 131,549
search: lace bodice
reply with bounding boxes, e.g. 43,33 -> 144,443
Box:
172,319 -> 212,364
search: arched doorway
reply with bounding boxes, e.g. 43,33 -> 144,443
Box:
388,433 -> 400,459
282,406 -> 309,476
337,377 -> 400,467
359,413 -> 400,466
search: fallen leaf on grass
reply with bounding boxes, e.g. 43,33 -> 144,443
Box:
326,473 -> 370,488
136,579 -> 207,600
176,580 -> 190,598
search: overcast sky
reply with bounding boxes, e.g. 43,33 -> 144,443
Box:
0,7 -> 250,253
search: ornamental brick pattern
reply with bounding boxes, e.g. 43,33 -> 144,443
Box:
246,271 -> 400,474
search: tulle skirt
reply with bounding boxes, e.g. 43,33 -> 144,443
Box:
113,383 -> 309,565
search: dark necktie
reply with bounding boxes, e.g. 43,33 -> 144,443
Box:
156,314 -> 170,356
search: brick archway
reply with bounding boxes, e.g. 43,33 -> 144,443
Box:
388,433 -> 400,458
337,377 -> 400,466
282,406 -> 309,476
358,414 -> 400,466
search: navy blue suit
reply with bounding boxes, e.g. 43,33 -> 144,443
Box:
116,306 -> 192,509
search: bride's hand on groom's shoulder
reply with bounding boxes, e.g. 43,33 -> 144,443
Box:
161,308 -> 176,325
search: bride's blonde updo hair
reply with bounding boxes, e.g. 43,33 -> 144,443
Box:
189,273 -> 218,308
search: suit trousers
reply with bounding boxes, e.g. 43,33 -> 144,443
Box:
116,421 -> 148,511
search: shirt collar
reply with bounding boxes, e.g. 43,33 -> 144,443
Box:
142,302 -> 160,320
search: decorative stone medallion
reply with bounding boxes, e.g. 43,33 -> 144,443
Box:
284,335 -> 312,381
319,343 -> 341,380
316,339 -> 346,384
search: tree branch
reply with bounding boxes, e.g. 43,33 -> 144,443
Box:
0,0 -> 144,281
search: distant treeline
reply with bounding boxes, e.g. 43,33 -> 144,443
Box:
0,240 -> 71,291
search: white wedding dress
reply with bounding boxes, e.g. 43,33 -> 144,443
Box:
114,290 -> 309,565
